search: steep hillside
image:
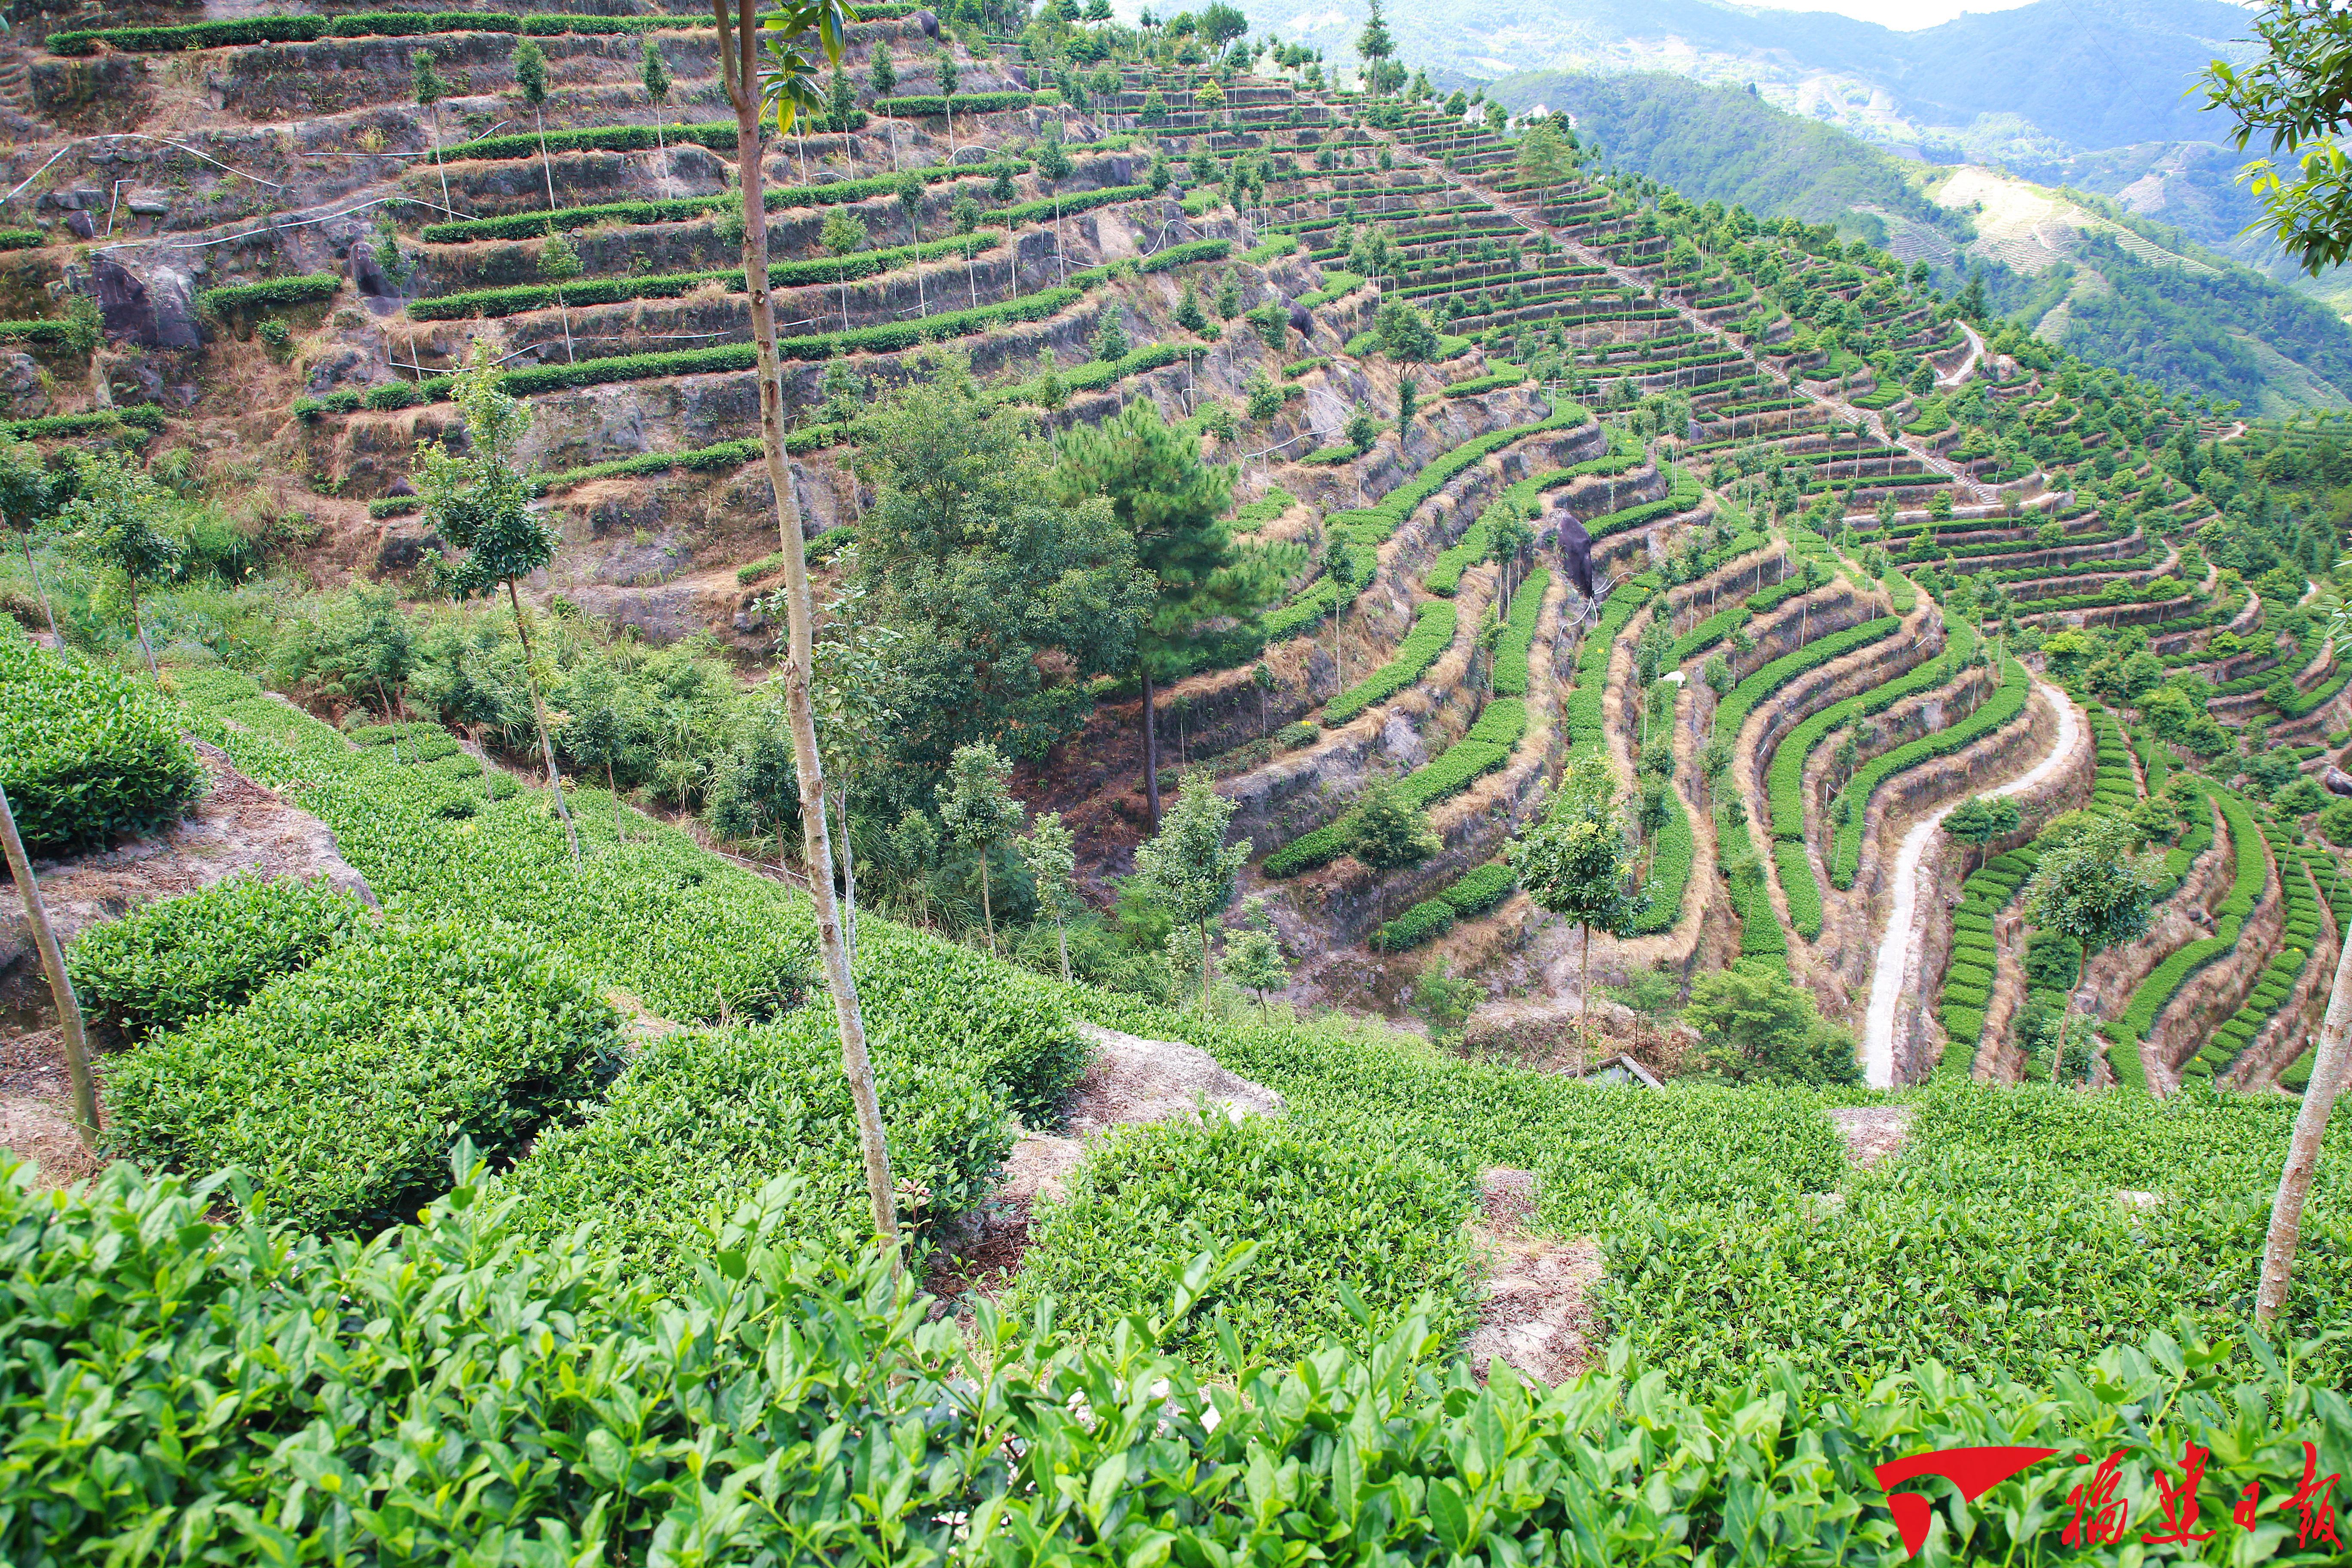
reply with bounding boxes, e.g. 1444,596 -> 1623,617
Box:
1483,71 -> 2352,411
3,9 -> 2351,1558
1256,0 -> 2256,161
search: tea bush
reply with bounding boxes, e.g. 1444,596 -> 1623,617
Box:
0,621 -> 203,857
64,875 -> 370,1040
7,1150 -> 2344,1568
103,919 -> 623,1231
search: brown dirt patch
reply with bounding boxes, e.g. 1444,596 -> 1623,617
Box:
1825,1105 -> 1914,1167
1,739 -> 376,1024
0,1026 -> 100,1188
1464,1167 -> 1604,1387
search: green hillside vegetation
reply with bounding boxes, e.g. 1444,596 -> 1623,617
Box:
1486,69 -> 2352,413
6,6 -> 2352,1562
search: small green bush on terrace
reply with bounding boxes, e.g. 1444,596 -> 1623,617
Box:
1006,1109 -> 1476,1369
64,876 -> 371,1041
1323,600 -> 1456,724
196,272 -> 340,317
0,621 -> 203,857
505,1019 -> 1014,1286
103,919 -> 624,1232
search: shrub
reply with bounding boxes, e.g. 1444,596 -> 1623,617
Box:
21,1145 -> 2325,1568
873,91 -> 1037,116
490,287 -> 1085,395
363,380 -> 424,410
1004,1110 -> 1474,1369
196,272 -> 341,316
1376,898 -> 1456,951
420,158 -> 1035,242
407,233 -> 1004,320
0,228 -> 42,250
103,919 -> 623,1231
505,1018 -> 1013,1284
1324,601 -> 1456,725
65,876 -> 370,1041
0,622 -> 204,857
0,407 -> 163,441
1634,786 -> 1695,934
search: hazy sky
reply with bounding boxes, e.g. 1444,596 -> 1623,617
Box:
1746,0 -> 2039,26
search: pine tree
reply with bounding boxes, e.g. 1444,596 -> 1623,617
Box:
1175,279 -> 1208,333
1355,0 -> 1395,92
1055,401 -> 1280,830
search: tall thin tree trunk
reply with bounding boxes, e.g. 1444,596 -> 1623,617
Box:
18,534 -> 56,641
1199,916 -> 1213,1011
505,579 -> 581,862
1581,920 -> 1593,1071
431,103 -> 452,215
0,781 -> 98,1150
1142,667 -> 1162,832
607,759 -> 623,839
1055,915 -> 1071,983
978,853 -> 995,954
2258,929 -> 2352,1326
834,784 -> 858,964
534,110 -> 575,363
129,588 -> 156,679
719,0 -> 900,1270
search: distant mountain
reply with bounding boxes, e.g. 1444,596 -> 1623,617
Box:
1480,70 -> 2352,412
1250,0 -> 2256,162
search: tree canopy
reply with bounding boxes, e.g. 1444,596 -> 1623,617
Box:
854,358 -> 1149,794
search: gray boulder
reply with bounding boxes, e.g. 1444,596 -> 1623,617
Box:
93,256 -> 199,350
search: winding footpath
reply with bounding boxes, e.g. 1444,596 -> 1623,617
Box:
1861,679 -> 2082,1087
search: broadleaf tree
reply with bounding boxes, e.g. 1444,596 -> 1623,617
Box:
2019,814 -> 2157,1086
2205,4 -> 2352,273
1017,811 -> 1082,983
1510,759 -> 1648,1065
63,454 -> 180,678
415,346 -> 582,862
1132,769 -> 1251,1007
855,357 -> 1148,789
939,740 -> 1025,955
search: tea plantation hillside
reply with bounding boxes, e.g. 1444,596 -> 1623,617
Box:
1,1 -> 2349,1561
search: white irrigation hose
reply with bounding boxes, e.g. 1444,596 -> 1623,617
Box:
3,131 -> 284,206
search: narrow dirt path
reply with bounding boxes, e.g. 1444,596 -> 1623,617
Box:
1936,321 -> 1987,389
1466,1167 -> 1602,1386
1861,680 -> 2081,1087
